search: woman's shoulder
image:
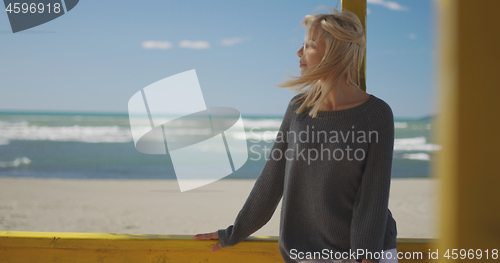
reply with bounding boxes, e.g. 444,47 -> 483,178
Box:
368,94 -> 394,119
371,94 -> 394,118
278,93 -> 305,122
290,92 -> 306,103
280,93 -> 304,111
365,94 -> 395,131
287,93 -> 307,110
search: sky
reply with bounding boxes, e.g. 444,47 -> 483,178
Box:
0,0 -> 438,118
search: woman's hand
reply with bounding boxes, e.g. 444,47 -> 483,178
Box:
192,231 -> 222,251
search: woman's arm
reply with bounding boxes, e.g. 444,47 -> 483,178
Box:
217,97 -> 297,247
350,103 -> 395,263
194,94 -> 299,249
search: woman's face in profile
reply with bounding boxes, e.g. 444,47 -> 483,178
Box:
297,27 -> 326,75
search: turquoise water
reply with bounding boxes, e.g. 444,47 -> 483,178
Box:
0,111 -> 439,179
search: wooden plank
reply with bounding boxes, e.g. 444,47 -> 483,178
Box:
435,1 -> 500,262
0,231 -> 435,262
341,0 -> 367,91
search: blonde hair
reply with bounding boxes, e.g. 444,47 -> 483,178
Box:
277,7 -> 366,118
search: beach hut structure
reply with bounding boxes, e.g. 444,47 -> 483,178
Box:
1,0 -> 499,262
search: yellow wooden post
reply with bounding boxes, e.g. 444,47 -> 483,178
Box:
435,0 -> 500,261
341,0 -> 367,92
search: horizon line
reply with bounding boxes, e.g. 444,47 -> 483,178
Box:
0,109 -> 437,120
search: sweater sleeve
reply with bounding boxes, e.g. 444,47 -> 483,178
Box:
350,104 -> 395,263
217,95 -> 298,247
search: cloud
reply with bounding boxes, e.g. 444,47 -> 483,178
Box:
367,8 -> 371,15
141,41 -> 173,50
220,37 -> 247,47
409,33 -> 417,40
367,0 -> 409,11
179,40 -> 210,49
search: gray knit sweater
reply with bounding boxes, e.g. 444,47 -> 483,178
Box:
218,93 -> 398,263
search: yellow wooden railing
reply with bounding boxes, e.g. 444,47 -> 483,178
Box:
0,231 -> 434,263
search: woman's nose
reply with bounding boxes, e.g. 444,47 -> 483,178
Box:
297,46 -> 303,57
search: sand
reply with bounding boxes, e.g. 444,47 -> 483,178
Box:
0,177 -> 437,239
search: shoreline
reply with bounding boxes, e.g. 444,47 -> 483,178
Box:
0,177 -> 437,239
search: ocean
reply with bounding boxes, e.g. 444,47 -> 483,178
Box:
0,112 -> 439,180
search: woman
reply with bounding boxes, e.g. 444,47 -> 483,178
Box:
194,7 -> 398,263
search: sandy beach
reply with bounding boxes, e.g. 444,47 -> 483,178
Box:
0,177 -> 437,239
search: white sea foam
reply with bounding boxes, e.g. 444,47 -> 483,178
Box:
0,121 -> 134,143
229,130 -> 278,142
0,119 -> 276,143
394,122 -> 408,128
394,136 -> 441,151
0,157 -> 31,168
0,119 -> 439,151
402,153 -> 431,161
0,138 -> 9,145
0,120 -> 29,128
242,118 -> 283,129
